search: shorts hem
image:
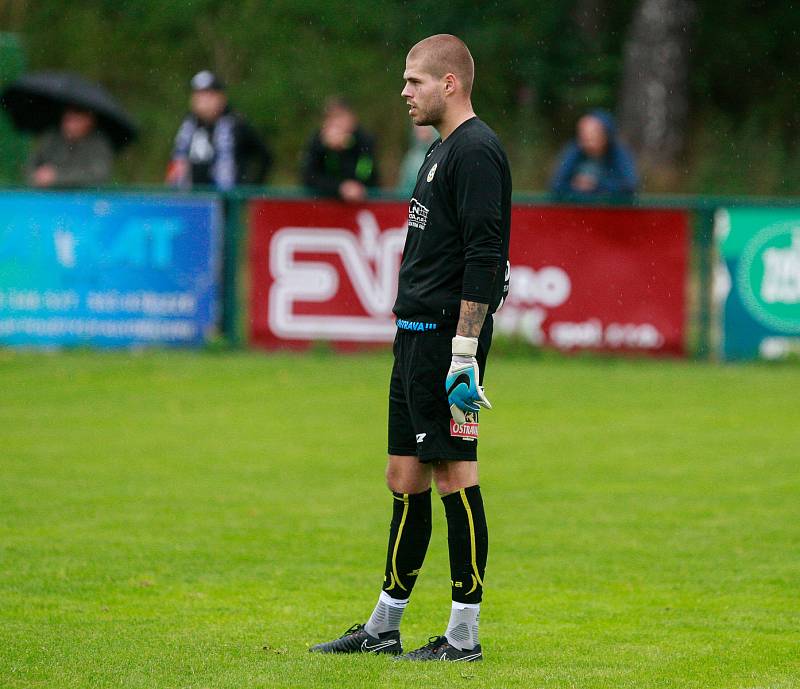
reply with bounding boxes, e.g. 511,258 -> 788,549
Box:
388,445 -> 418,457
418,452 -> 478,464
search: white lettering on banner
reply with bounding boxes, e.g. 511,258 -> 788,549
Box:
494,264 -> 571,344
550,319 -> 604,348
510,265 -> 572,307
86,290 -> 197,316
0,289 -> 80,312
604,322 -> 664,349
549,319 -> 665,350
494,263 -> 666,351
0,317 -> 196,340
45,220 -> 182,270
761,231 -> 800,304
268,210 -> 406,341
54,229 -> 77,268
0,289 -> 196,316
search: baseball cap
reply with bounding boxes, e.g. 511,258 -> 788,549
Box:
190,70 -> 225,92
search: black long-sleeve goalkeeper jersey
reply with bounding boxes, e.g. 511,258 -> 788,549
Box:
392,117 -> 511,324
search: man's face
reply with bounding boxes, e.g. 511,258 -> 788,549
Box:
320,107 -> 357,150
577,116 -> 608,158
401,55 -> 446,127
191,90 -> 227,123
61,109 -> 96,141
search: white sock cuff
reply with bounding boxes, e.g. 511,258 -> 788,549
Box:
380,590 -> 409,608
451,601 -> 480,610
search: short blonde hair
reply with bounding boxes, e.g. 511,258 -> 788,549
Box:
408,34 -> 474,96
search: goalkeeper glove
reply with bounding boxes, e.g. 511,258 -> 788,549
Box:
445,335 -> 492,424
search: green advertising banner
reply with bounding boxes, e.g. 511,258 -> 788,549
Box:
715,207 -> 800,360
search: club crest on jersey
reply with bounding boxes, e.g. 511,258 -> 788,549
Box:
426,163 -> 438,182
450,411 -> 479,440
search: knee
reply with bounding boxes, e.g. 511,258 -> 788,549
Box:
386,456 -> 430,494
385,463 -> 404,492
432,462 -> 478,496
433,474 -> 463,495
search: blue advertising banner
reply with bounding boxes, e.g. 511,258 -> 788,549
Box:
0,192 -> 220,347
715,207 -> 800,360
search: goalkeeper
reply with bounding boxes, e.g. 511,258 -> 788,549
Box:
310,33 -> 511,662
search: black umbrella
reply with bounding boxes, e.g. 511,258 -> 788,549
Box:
0,71 -> 138,150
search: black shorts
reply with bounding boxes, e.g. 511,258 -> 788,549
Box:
388,320 -> 492,463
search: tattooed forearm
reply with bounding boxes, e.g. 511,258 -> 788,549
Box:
456,300 -> 489,338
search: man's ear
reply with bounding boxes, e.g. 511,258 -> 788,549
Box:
443,73 -> 457,95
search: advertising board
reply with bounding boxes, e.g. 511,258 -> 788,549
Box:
0,192 -> 220,347
249,199 -> 688,356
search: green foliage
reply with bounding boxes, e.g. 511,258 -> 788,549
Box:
0,32 -> 27,183
3,0 -> 800,192
1,350 -> 799,687
688,110 -> 800,195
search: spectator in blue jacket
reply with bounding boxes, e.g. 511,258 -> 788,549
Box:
550,109 -> 638,198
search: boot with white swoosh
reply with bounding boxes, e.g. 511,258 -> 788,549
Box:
395,635 -> 482,662
309,623 -> 402,655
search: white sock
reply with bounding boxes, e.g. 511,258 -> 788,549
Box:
364,591 -> 409,637
445,601 -> 480,650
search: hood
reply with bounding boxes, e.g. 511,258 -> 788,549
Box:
587,108 -> 617,140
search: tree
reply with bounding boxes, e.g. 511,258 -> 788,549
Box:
618,0 -> 696,182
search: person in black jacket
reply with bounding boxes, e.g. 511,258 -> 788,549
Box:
301,97 -> 379,201
166,71 -> 272,190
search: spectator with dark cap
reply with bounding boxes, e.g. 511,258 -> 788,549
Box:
301,97 -> 380,202
166,70 -> 272,190
550,109 -> 638,198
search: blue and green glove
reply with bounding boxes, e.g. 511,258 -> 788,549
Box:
446,335 -> 492,424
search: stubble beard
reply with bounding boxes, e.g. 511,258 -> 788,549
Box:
413,92 -> 446,128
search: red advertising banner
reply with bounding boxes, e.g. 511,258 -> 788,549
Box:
249,199 -> 688,355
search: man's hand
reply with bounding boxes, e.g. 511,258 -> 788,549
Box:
165,159 -> 188,186
32,165 -> 57,188
446,335 -> 492,424
339,179 -> 366,202
572,172 -> 598,192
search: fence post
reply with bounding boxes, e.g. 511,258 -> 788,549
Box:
694,206 -> 715,360
221,194 -> 244,345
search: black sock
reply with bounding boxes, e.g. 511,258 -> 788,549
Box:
442,485 -> 488,604
381,489 -> 432,599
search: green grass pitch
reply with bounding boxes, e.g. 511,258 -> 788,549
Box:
1,349 -> 798,689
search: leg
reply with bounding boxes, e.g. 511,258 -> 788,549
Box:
366,337 -> 435,639
381,455 -> 433,600
394,330 -> 487,660
387,453 -> 432,493
310,336 -> 429,655
397,459 -> 488,661
361,454 -> 432,640
431,458 -> 477,495
435,460 -> 486,654
308,454 -> 431,655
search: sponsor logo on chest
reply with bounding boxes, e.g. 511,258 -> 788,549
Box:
408,197 -> 430,231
